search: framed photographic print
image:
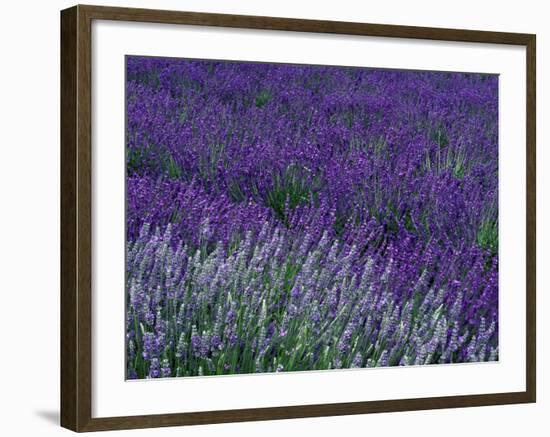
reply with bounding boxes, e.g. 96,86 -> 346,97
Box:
60,4 -> 536,432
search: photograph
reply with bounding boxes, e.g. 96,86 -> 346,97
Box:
125,56 -> 500,379
0,0 -> 543,434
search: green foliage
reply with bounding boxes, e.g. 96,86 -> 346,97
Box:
196,142 -> 226,186
430,126 -> 449,148
164,154 -> 182,179
349,134 -> 387,159
127,147 -> 146,173
476,218 -> 498,256
255,90 -> 271,108
178,110 -> 188,124
329,109 -> 357,129
264,165 -> 317,225
127,145 -> 159,174
227,180 -> 246,203
403,210 -> 416,233
127,145 -> 183,180
423,144 -> 468,180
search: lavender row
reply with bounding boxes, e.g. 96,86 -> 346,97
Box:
126,222 -> 497,378
126,58 -> 498,253
125,57 -> 499,377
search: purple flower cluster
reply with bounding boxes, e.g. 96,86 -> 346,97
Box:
125,56 -> 499,378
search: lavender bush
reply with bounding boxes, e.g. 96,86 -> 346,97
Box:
125,57 -> 498,379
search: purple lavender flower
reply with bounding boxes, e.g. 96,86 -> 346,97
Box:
148,358 -> 161,378
126,56 -> 499,378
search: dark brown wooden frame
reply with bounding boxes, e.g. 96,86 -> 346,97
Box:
61,4 -> 536,432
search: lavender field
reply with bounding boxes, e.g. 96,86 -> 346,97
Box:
125,56 -> 499,379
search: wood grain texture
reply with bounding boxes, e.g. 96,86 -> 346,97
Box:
60,4 -> 537,432
80,392 -> 534,432
76,4 -> 93,431
60,5 -> 78,431
78,4 -> 534,44
525,34 -> 536,403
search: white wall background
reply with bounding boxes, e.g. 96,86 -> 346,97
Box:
0,0 -> 546,435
